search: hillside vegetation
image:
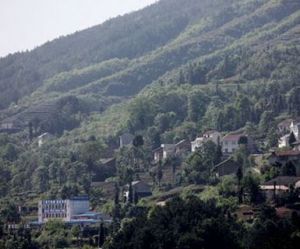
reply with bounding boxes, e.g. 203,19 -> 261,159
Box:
2,0 -> 300,248
0,0 -> 300,215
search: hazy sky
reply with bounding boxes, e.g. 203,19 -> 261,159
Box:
0,0 -> 157,57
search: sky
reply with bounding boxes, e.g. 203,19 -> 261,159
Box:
0,0 -> 157,57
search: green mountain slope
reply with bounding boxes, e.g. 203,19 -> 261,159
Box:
1,0 -> 300,201
0,0 -> 231,109
1,0 -> 300,115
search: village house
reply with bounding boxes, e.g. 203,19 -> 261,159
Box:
277,118 -> 300,148
153,147 -> 163,162
277,119 -> 294,135
260,176 -> 300,201
153,139 -> 190,162
161,144 -> 176,159
37,132 -> 54,147
292,141 -> 300,151
175,139 -> 191,155
222,134 -> 241,154
222,134 -> 254,154
152,143 -> 176,162
0,117 -> 23,133
191,130 -> 221,152
212,157 -> 240,177
290,120 -> 300,140
268,150 -> 300,165
278,133 -> 291,148
124,181 -> 152,203
268,150 -> 300,176
119,133 -> 134,148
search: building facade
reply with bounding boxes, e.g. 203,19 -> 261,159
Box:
191,131 -> 221,152
38,196 -> 90,223
278,134 -> 290,148
119,133 -> 134,148
124,181 -> 152,203
37,132 -> 54,147
290,121 -> 300,140
222,134 -> 243,154
161,144 -> 176,159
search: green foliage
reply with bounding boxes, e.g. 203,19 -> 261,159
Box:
242,173 -> 263,204
104,196 -> 242,249
1,1 -> 300,248
0,0 -> 300,232
0,202 -> 20,223
36,220 -> 70,248
184,141 -> 221,184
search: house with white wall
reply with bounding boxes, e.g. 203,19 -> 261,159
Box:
290,121 -> 300,140
278,133 -> 291,148
191,130 -> 221,152
38,132 -> 54,147
222,133 -> 254,154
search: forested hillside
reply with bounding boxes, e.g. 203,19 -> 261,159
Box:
0,0 -> 226,109
2,1 -> 300,247
0,0 -> 300,198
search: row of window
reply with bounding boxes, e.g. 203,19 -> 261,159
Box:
42,203 -> 67,210
43,213 -> 67,219
42,200 -> 67,204
223,148 -> 236,153
43,210 -> 67,213
223,141 -> 237,145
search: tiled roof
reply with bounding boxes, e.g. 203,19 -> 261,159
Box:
153,147 -> 163,153
275,150 -> 300,157
292,140 -> 300,145
262,176 -> 300,186
175,139 -> 186,145
223,134 -> 244,141
100,158 -> 115,165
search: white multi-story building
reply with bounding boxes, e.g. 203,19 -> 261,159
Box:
38,196 -> 90,223
222,134 -> 244,154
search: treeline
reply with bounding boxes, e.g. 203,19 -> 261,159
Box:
125,76 -> 297,148
104,196 -> 300,249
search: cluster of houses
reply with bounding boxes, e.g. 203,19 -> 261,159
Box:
278,118 -> 300,149
14,118 -> 300,226
152,130 -> 255,162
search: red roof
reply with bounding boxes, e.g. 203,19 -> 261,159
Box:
275,150 -> 300,157
223,134 -> 244,141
